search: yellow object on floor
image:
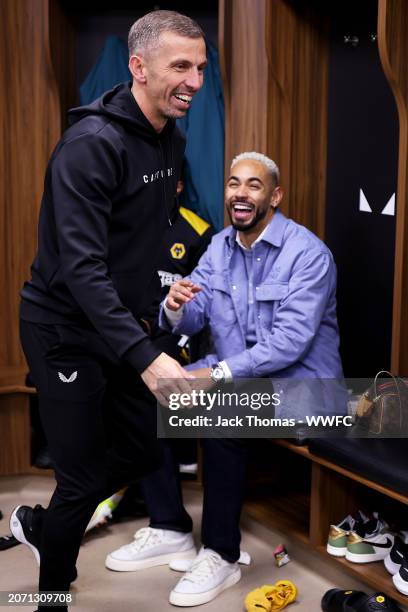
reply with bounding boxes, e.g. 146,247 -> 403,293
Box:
245,580 -> 297,611
85,487 -> 127,533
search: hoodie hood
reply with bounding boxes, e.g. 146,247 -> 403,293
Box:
68,82 -> 175,140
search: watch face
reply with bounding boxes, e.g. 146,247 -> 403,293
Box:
211,367 -> 224,382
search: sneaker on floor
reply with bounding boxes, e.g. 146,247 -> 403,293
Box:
345,517 -> 394,563
105,527 -> 196,571
85,489 -> 126,533
385,536 -> 408,575
10,505 -> 77,584
169,547 -> 241,607
393,556 -> 408,595
9,505 -> 44,565
0,534 -> 20,551
169,549 -> 252,572
322,588 -> 403,611
327,510 -> 368,557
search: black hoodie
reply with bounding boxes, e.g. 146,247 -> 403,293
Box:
21,82 -> 185,373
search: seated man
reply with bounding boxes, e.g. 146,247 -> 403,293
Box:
106,151 -> 344,607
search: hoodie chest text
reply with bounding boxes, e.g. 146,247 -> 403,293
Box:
143,167 -> 175,184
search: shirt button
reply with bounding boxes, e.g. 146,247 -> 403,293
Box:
257,315 -> 261,319
256,286 -> 259,290
232,285 -> 236,290
256,257 -> 261,261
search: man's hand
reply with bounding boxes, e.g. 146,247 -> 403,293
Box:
188,367 -> 216,392
166,279 -> 202,311
141,352 -> 195,405
189,367 -> 212,378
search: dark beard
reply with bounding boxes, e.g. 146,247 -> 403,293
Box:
227,206 -> 268,232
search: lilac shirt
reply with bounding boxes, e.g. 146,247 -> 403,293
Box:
160,210 -> 343,380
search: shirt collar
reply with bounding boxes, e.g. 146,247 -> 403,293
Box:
236,225 -> 268,250
226,209 -> 288,249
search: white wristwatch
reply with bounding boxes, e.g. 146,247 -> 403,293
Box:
210,363 -> 225,383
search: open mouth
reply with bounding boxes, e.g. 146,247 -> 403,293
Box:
173,93 -> 193,108
231,202 -> 254,222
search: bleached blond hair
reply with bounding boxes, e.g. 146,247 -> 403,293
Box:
231,152 -> 280,185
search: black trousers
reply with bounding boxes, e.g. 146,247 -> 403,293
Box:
141,437 -> 248,563
20,319 -> 162,610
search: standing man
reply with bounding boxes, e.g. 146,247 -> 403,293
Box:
10,10 -> 206,611
106,152 -> 344,607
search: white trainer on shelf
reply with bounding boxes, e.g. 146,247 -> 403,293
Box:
169,547 -> 241,607
346,529 -> 394,563
392,557 -> 408,595
105,527 -> 196,571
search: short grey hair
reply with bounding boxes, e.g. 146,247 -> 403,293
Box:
231,152 -> 280,185
128,10 -> 204,57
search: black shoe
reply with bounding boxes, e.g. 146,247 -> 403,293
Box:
9,505 -> 43,564
0,534 -> 20,551
321,588 -> 403,611
111,484 -> 147,521
10,505 -> 77,584
321,588 -> 367,611
33,447 -> 54,470
70,566 -> 78,583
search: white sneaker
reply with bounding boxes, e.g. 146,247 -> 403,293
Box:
85,489 -> 125,533
393,557 -> 408,595
169,547 -> 241,607
169,549 -> 251,572
105,527 -> 196,571
346,528 -> 394,563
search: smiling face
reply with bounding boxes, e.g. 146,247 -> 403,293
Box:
225,159 -> 283,235
130,32 -> 207,131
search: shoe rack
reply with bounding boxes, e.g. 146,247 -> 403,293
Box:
244,439 -> 408,606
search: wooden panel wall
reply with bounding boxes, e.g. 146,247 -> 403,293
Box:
218,0 -> 270,224
219,0 -> 269,228
378,0 -> 408,375
219,0 -> 329,236
0,0 -> 60,390
0,0 -> 61,474
49,0 -> 77,131
0,395 -> 31,475
266,1 -> 329,236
